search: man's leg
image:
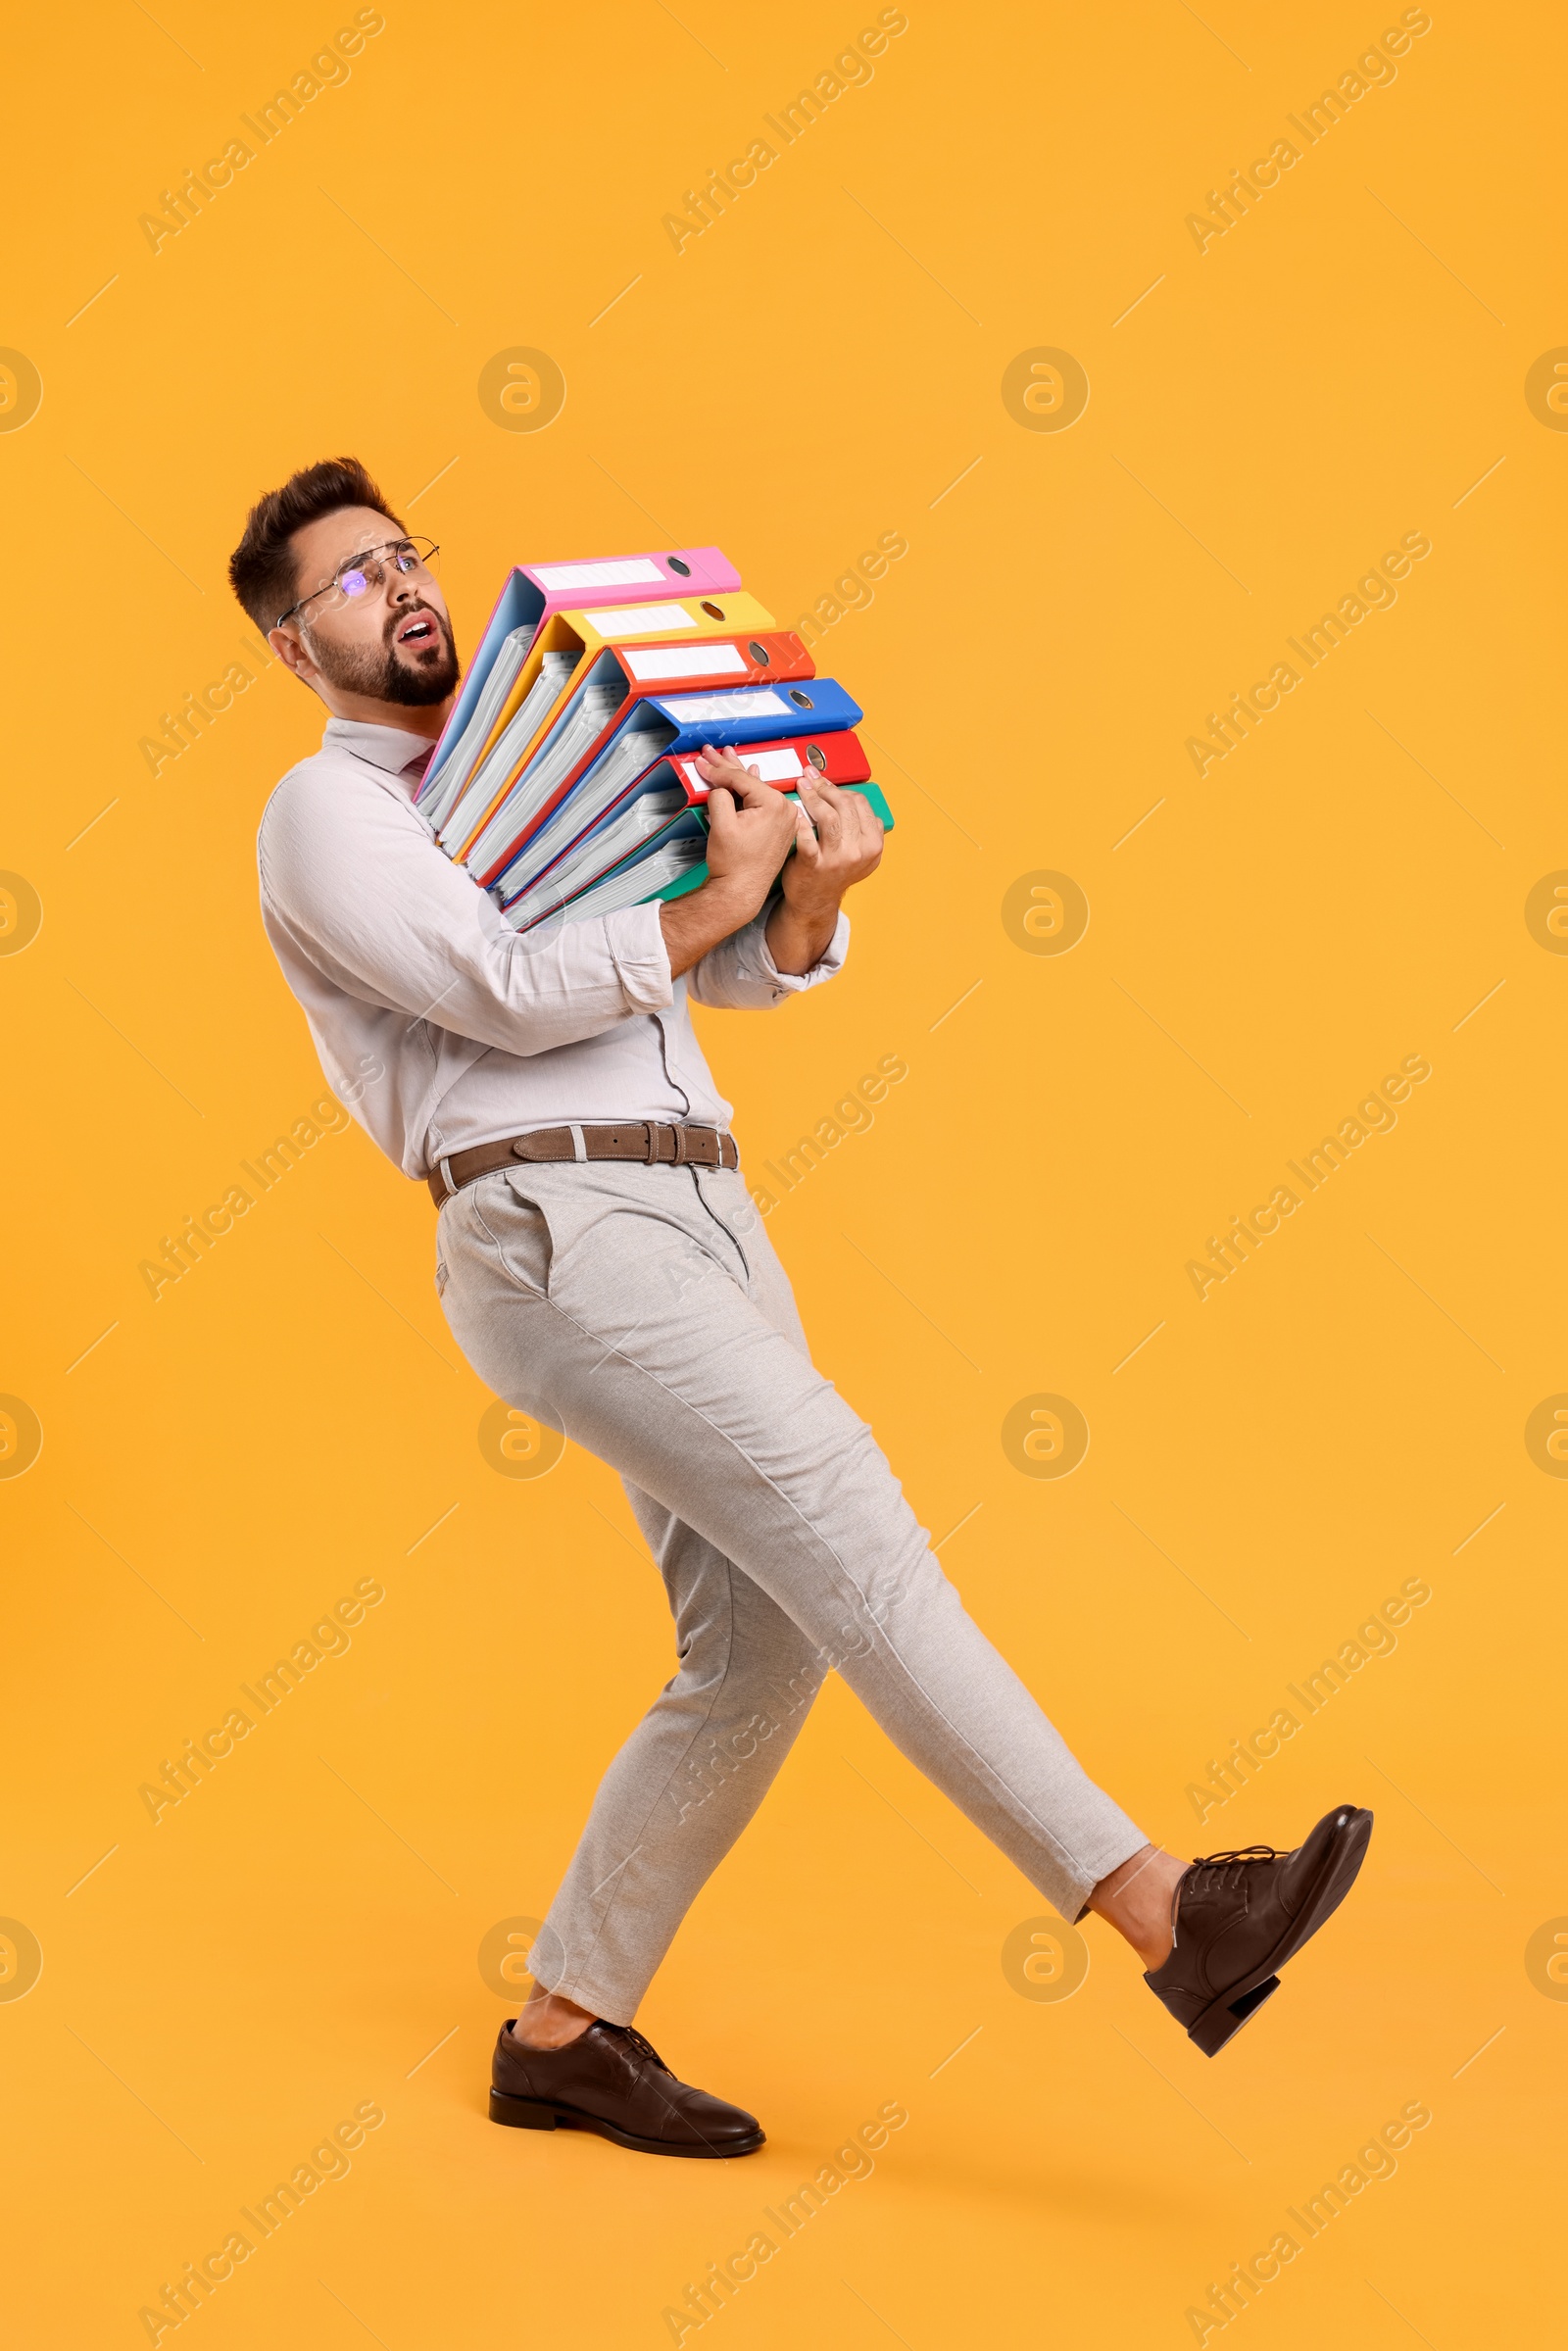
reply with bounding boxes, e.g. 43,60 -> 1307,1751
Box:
521,1488 -> 830,2026
440,1164 -> 1152,1999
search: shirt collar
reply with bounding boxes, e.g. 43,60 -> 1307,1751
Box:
322,714 -> 438,791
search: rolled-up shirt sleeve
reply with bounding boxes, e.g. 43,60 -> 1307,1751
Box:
686,903 -> 851,1009
259,769 -> 672,1059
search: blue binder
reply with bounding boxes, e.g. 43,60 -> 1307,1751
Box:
472,678 -> 863,888
635,676 -> 861,757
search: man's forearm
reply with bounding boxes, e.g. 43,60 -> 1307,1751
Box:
762,895 -> 839,976
659,878 -> 764,979
660,878 -> 841,983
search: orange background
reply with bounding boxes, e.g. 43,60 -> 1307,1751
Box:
1,1 -> 1561,2342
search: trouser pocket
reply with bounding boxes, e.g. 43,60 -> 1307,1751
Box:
475,1172 -> 558,1298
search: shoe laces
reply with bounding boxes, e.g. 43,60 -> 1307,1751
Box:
1189,1842 -> 1281,1896
603,2021 -> 672,2076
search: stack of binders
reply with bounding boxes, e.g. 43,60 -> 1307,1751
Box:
416,547 -> 893,931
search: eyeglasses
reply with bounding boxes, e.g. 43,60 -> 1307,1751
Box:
276,536 -> 441,630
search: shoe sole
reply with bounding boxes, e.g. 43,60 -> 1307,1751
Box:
488,2085 -> 765,2159
1188,1805 -> 1374,2057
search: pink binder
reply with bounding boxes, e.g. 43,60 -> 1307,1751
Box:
427,548 -> 742,787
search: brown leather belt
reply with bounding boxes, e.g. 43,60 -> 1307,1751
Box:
427,1121 -> 739,1206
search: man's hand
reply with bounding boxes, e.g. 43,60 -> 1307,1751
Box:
657,745 -> 885,980
658,748 -> 795,978
701,747 -> 801,904
766,765 -> 884,973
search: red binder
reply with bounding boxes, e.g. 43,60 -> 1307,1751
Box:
670,728 -> 872,803
612,629 -> 814,694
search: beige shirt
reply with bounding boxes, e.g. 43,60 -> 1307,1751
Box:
256,715 -> 850,1180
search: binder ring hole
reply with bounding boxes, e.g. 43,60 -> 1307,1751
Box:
747,640 -> 770,664
807,743 -> 826,770
789,688 -> 812,709
665,556 -> 692,575
701,600 -> 724,618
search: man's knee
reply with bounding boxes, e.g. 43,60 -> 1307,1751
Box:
670,1710 -> 784,1824
669,1622 -> 734,1696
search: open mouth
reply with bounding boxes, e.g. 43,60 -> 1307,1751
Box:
395,612 -> 438,649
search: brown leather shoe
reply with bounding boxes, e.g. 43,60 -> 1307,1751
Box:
489,2020 -> 765,2158
1145,1804 -> 1373,2055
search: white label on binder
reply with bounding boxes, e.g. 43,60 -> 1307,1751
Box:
726,748 -> 804,783
595,602 -> 699,636
533,559 -> 664,591
625,643 -> 747,682
663,688 -> 790,722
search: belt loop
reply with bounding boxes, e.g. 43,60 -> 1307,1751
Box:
438,1155 -> 457,1199
671,1124 -> 689,1167
567,1122 -> 587,1163
644,1119 -> 661,1166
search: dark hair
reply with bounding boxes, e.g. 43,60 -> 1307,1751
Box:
227,456 -> 406,633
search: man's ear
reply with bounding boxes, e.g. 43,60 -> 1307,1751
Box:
270,624 -> 317,687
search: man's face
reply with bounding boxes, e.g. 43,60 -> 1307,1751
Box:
277,504 -> 460,708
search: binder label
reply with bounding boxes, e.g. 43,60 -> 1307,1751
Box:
533,559 -> 664,591
724,747 -> 803,782
626,643 -> 747,682
664,688 -> 791,721
596,601 -> 700,636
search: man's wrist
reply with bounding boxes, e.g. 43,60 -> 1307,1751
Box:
777,884 -> 841,927
697,875 -> 764,927
764,893 -> 840,976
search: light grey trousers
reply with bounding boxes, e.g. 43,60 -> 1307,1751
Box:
436,1158 -> 1147,2022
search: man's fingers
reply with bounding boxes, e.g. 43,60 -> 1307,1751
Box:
698,745 -> 775,804
791,796 -> 820,858
851,797 -> 883,850
793,772 -> 842,840
796,772 -> 885,856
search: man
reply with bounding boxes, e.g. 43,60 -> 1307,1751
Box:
231,458 -> 1371,2160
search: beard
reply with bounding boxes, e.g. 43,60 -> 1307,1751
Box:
311,597 -> 461,707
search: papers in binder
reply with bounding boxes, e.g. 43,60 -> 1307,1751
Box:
435,650 -> 579,851
491,718 -> 680,903
465,680 -> 633,883
510,821 -> 707,933
418,622 -> 535,829
512,783 -> 688,915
